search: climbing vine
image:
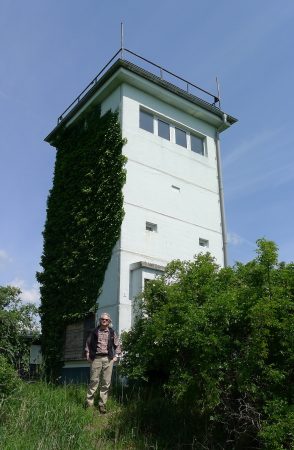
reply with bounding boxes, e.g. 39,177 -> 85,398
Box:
37,106 -> 126,379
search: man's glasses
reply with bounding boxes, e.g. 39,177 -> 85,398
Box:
101,318 -> 109,322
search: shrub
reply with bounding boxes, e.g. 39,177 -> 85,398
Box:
0,285 -> 39,373
0,355 -> 21,398
121,240 -> 294,448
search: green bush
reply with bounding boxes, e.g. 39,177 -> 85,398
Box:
0,355 -> 21,398
0,285 -> 39,374
260,400 -> 294,449
121,239 -> 294,449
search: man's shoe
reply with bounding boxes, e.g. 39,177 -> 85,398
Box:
98,404 -> 107,414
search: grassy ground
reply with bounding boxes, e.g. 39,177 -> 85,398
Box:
0,380 -> 219,449
0,381 -> 150,450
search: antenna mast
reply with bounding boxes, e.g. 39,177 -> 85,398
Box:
121,22 -> 124,59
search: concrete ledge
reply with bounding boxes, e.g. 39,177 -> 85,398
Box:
130,261 -> 165,272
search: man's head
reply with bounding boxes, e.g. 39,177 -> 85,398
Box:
99,312 -> 111,329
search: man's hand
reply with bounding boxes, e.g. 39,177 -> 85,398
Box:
86,352 -> 91,361
113,356 -> 118,363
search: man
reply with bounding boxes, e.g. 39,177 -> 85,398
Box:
85,312 -> 121,413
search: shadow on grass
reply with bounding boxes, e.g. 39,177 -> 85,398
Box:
110,381 -> 211,450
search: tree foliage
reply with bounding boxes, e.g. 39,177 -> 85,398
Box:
37,106 -> 126,379
0,285 -> 38,395
0,354 -> 21,398
121,240 -> 294,449
0,285 -> 39,364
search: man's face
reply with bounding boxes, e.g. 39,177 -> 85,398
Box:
100,315 -> 110,328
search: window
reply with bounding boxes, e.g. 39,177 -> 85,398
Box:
191,134 -> 204,155
146,221 -> 157,232
158,119 -> 170,140
139,106 -> 206,156
140,110 -> 154,133
175,127 -> 187,148
199,238 -> 209,248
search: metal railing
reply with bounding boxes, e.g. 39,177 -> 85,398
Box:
57,48 -> 220,125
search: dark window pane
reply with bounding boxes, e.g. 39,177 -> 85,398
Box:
140,110 -> 153,133
175,127 -> 187,148
191,134 -> 204,155
158,119 -> 170,140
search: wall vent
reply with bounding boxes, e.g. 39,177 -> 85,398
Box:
146,222 -> 158,232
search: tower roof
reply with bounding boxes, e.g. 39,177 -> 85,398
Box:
45,52 -> 237,144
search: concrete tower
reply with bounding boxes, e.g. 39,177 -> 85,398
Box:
45,52 -> 237,377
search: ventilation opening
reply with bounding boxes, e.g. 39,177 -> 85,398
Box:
199,238 -> 209,247
146,222 -> 158,232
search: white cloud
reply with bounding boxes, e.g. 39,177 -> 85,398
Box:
0,249 -> 13,266
9,278 -> 40,305
227,232 -> 243,246
227,232 -> 255,247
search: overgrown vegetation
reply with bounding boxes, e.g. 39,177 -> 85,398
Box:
0,381 -> 157,450
0,285 -> 39,393
1,241 -> 293,448
37,107 -> 126,380
121,239 -> 294,449
0,285 -> 39,365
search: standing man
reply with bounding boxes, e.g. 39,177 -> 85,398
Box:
85,312 -> 121,413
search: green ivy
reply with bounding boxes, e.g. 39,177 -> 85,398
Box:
37,106 -> 126,379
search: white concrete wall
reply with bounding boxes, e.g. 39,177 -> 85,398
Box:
101,86 -> 121,116
112,82 -> 224,332
30,344 -> 42,365
97,79 -> 224,334
96,243 -> 121,330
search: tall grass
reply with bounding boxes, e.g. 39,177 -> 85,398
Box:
0,380 -> 216,449
0,381 -> 143,450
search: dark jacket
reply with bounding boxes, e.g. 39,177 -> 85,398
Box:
85,326 -> 117,361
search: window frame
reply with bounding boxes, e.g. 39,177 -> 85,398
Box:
175,127 -> 187,148
139,109 -> 154,133
158,118 -> 170,141
139,106 -> 206,156
191,133 -> 205,156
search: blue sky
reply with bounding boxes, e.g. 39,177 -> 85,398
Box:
1,0 -> 293,304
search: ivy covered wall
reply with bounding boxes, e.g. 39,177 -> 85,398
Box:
37,106 -> 126,379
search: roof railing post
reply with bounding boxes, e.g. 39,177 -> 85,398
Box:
54,48 -> 225,126
216,76 -> 221,109
121,22 -> 124,59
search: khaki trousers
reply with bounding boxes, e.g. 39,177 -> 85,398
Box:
86,356 -> 114,406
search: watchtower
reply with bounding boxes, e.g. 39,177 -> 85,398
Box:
45,49 -> 237,337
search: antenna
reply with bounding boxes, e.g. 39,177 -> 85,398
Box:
121,22 -> 124,59
216,76 -> 221,109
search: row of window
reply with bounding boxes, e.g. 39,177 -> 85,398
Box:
140,109 -> 205,156
145,221 -> 209,247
